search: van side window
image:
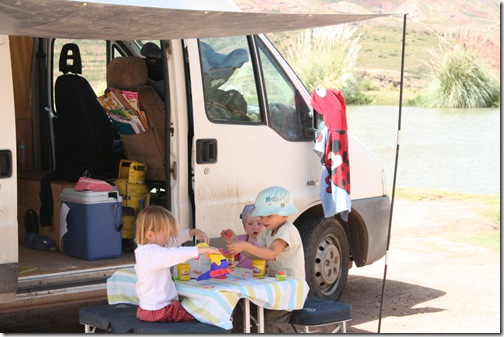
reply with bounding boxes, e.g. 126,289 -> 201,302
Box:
257,39 -> 312,141
199,37 -> 261,123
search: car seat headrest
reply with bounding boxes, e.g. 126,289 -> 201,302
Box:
59,43 -> 82,75
141,42 -> 162,59
106,56 -> 148,90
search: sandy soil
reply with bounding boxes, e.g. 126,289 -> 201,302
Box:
0,198 -> 500,333
340,198 -> 501,334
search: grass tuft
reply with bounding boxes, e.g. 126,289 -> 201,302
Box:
423,28 -> 499,108
285,25 -> 364,98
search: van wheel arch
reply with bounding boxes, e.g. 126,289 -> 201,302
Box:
296,215 -> 350,300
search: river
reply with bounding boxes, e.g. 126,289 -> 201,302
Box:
346,106 -> 500,196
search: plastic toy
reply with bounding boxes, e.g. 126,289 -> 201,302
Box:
196,243 -> 232,281
275,271 -> 286,281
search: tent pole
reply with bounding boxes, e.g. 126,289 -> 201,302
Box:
377,13 -> 407,333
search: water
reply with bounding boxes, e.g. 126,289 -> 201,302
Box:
346,106 -> 500,195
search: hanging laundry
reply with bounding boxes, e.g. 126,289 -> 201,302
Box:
312,88 -> 351,221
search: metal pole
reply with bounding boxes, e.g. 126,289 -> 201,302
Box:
377,13 -> 407,333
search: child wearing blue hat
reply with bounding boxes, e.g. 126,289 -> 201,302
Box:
226,186 -> 305,333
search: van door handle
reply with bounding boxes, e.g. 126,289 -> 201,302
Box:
0,150 -> 13,178
196,139 -> 218,164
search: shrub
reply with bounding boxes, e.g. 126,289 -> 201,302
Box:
424,28 -> 499,108
341,78 -> 374,105
285,25 -> 362,94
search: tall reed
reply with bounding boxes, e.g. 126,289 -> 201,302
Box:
425,28 -> 499,108
285,25 -> 361,94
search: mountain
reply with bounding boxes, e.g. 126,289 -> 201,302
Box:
234,0 -> 499,32
234,0 -> 500,92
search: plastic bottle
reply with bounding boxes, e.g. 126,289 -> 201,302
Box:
18,138 -> 27,171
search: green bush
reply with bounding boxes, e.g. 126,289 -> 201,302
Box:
424,29 -> 499,108
341,78 -> 374,105
284,25 -> 361,93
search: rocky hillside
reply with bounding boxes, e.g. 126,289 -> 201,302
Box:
234,0 -> 500,92
234,0 -> 499,32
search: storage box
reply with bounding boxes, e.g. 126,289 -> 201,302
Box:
60,188 -> 122,260
17,171 -> 75,251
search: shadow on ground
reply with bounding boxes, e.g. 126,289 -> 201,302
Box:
0,299 -> 109,333
0,274 -> 446,333
340,274 -> 446,333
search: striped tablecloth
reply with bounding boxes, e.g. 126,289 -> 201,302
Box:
107,267 -> 309,330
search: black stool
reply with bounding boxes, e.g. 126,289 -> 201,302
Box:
79,303 -> 230,333
289,298 -> 352,333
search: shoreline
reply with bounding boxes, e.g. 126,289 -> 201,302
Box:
393,187 -> 500,223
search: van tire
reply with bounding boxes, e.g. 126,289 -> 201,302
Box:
299,217 -> 349,300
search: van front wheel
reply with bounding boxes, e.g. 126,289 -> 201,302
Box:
299,217 -> 349,300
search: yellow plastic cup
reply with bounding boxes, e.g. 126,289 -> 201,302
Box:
252,259 -> 266,278
177,263 -> 191,281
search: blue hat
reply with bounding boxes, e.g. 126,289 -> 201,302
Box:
251,186 -> 298,217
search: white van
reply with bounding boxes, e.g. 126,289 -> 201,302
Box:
0,0 -> 391,312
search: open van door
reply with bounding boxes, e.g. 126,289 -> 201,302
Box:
0,34 -> 19,303
188,35 -> 321,237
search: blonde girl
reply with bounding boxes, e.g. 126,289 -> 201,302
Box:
134,205 -> 219,322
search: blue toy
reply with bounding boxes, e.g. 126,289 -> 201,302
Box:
196,243 -> 232,281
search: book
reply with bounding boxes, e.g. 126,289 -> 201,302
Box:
110,88 -> 149,131
97,88 -> 150,133
97,91 -> 123,112
109,114 -> 140,135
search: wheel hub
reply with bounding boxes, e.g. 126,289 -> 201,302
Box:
315,236 -> 341,287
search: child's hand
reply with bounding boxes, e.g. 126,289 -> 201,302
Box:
191,229 -> 209,244
198,246 -> 220,256
227,241 -> 246,254
220,229 -> 236,244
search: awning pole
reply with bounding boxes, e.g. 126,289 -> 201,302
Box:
377,13 -> 407,333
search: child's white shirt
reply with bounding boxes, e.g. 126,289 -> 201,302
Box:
134,229 -> 198,310
257,221 -> 305,279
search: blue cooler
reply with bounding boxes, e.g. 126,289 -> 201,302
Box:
60,188 -> 123,260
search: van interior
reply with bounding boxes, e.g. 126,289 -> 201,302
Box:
14,38 -> 170,297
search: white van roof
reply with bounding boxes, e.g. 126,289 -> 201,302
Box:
0,0 -> 391,40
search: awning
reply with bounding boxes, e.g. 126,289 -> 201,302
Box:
0,0 -> 392,40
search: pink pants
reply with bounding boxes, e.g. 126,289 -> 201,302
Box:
136,300 -> 195,322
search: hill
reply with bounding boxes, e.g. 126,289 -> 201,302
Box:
234,0 -> 500,98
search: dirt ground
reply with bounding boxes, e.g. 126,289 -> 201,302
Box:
340,198 -> 501,334
0,198 -> 500,333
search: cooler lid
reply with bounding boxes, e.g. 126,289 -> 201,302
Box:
60,187 -> 122,204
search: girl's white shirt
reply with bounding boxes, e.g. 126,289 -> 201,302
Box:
134,229 -> 198,310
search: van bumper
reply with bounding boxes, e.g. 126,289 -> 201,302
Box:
348,195 -> 391,267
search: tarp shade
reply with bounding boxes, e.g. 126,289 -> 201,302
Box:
0,0 -> 391,40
